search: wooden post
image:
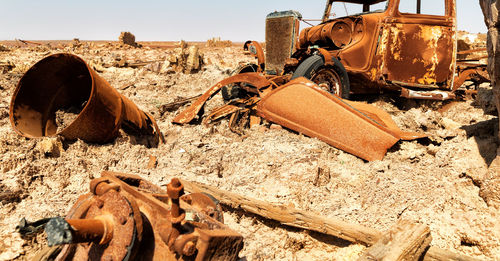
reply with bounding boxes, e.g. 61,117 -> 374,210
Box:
180,179 -> 479,261
358,220 -> 431,261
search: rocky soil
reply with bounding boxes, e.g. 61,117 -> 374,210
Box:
0,41 -> 499,260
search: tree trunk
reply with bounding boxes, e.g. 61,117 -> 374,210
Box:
479,0 -> 500,208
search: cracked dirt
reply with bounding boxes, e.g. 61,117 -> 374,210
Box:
0,41 -> 499,260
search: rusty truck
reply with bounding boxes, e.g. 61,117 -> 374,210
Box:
235,0 -> 488,100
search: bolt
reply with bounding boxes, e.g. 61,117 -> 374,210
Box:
167,178 -> 184,219
183,241 -> 196,256
171,178 -> 181,188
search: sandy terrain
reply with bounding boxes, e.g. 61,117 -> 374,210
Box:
0,40 -> 499,260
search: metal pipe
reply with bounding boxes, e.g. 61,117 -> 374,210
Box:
67,219 -> 107,243
45,217 -> 113,246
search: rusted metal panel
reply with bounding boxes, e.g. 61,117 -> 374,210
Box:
9,53 -> 163,144
243,40 -> 265,71
172,72 -> 271,124
382,22 -> 455,87
256,78 -> 424,161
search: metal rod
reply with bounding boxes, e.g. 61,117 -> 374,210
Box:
322,0 -> 334,22
67,219 -> 107,243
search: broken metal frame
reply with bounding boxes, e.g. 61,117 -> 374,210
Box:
173,72 -> 425,161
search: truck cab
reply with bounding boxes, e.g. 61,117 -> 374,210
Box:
261,0 -> 462,99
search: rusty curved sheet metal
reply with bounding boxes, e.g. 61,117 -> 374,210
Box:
256,78 -> 425,161
244,41 -> 265,71
9,53 -> 163,144
172,72 -> 271,124
343,100 -> 426,141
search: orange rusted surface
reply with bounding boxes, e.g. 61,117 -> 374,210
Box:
256,78 -> 424,161
296,0 -> 462,97
9,53 -> 163,144
172,72 -> 270,124
244,40 -> 265,71
40,171 -> 243,260
173,71 -> 425,160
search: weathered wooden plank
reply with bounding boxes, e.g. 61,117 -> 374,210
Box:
358,220 -> 431,261
180,179 -> 479,261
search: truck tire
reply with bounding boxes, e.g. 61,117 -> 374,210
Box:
292,55 -> 351,99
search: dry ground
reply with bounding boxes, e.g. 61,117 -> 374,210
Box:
0,41 -> 499,260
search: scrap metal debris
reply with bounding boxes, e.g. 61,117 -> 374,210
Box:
18,171 -> 243,260
9,53 -> 164,144
159,94 -> 202,115
15,39 -> 43,46
173,72 -> 425,161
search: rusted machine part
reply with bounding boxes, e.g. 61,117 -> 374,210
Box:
173,72 -> 271,124
400,88 -> 456,101
46,171 -> 243,260
45,217 -> 113,246
180,193 -> 224,223
9,53 -> 163,144
54,187 -> 141,260
257,78 -> 424,161
243,41 -> 265,71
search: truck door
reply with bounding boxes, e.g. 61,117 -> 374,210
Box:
382,0 -> 456,88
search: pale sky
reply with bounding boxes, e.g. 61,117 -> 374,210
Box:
0,1 -> 487,41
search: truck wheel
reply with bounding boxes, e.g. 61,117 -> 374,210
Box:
292,55 -> 351,99
221,63 -> 258,101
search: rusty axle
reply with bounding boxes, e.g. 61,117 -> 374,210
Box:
45,217 -> 113,246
